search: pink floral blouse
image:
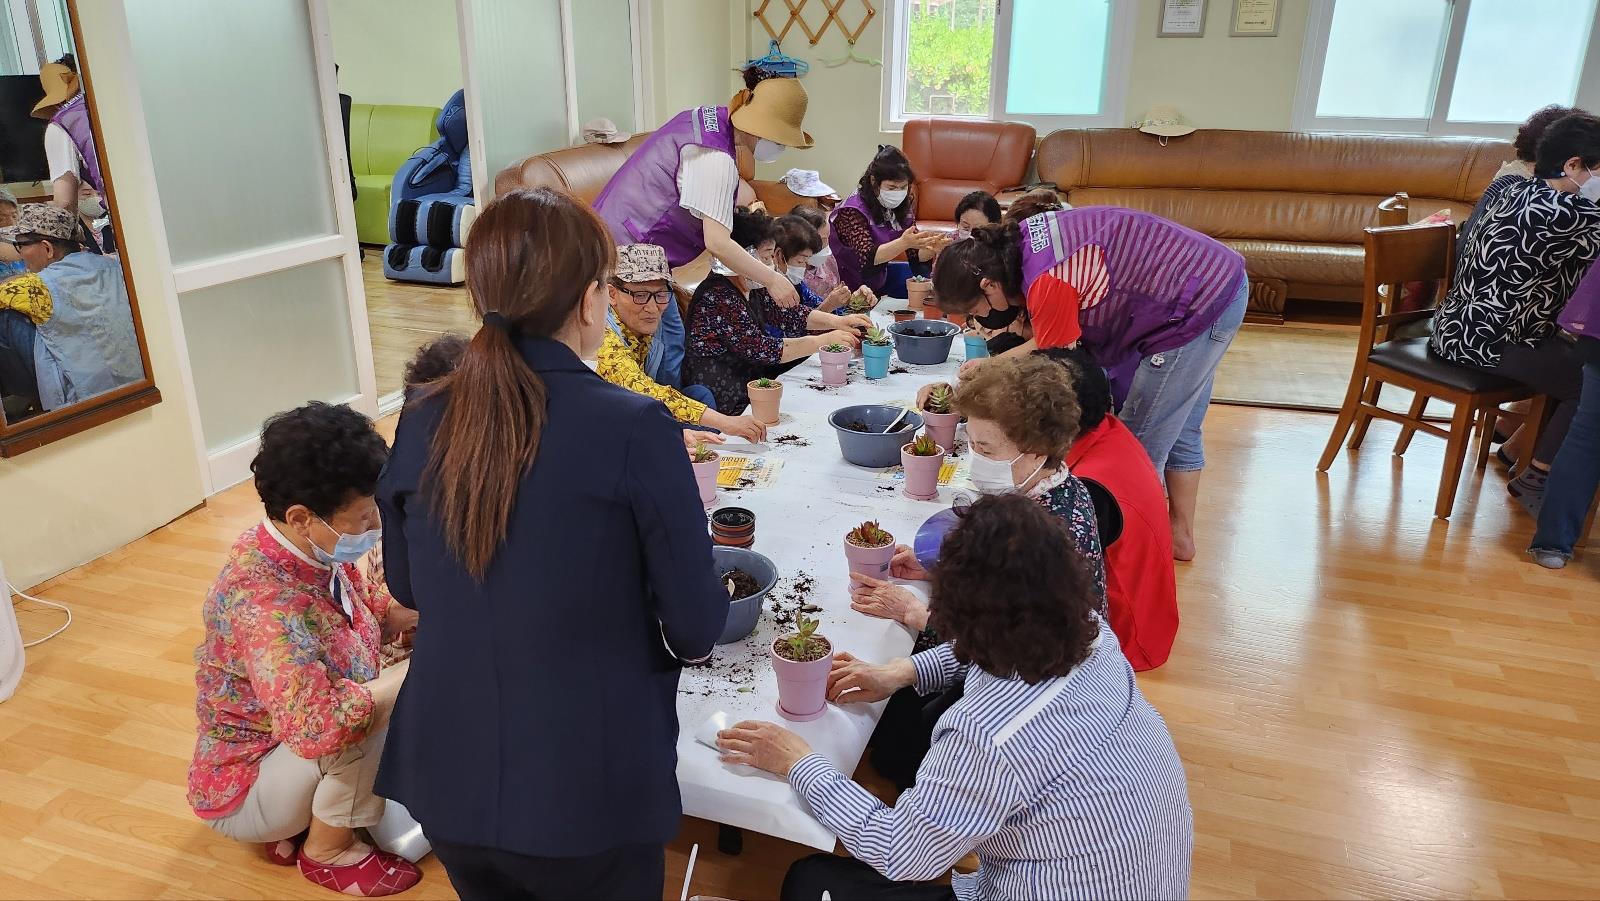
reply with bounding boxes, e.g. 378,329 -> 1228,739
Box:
187,521 -> 391,818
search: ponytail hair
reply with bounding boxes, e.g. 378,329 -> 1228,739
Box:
729,65 -> 780,115
425,188 -> 614,579
932,222 -> 1023,313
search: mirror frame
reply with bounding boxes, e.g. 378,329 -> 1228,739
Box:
0,0 -> 161,457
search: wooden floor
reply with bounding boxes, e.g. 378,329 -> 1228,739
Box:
360,254 -> 474,399
5,406 -> 1599,900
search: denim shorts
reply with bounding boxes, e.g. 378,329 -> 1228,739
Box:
1119,280 -> 1249,473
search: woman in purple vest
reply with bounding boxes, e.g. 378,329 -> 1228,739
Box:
931,196 -> 1249,562
830,146 -> 948,295
593,68 -> 812,316
31,55 -> 104,211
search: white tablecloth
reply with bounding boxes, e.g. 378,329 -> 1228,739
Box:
675,309 -> 975,851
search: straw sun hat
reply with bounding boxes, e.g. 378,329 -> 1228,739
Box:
31,62 -> 78,118
730,76 -> 813,149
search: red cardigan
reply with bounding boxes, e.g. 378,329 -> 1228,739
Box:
1067,416 -> 1179,670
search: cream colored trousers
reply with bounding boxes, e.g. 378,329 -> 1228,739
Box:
205,661 -> 406,843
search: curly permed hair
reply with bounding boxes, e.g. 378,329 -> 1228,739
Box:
953,353 -> 1081,467
252,402 -> 388,522
929,492 -> 1100,682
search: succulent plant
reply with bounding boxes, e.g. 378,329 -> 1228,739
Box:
822,342 -> 849,353
864,325 -> 891,345
924,383 -> 954,414
848,290 -> 875,312
692,443 -> 718,464
909,434 -> 941,456
846,519 -> 892,548
781,614 -> 826,660
753,377 -> 775,389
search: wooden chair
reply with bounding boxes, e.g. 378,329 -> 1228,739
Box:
1318,223 -> 1541,519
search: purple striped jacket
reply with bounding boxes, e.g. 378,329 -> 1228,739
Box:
1019,207 -> 1246,371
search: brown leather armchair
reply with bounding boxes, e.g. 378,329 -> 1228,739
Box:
1033,128 -> 1510,318
901,117 -> 1037,230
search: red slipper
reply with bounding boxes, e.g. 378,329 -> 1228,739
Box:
263,829 -> 307,866
298,848 -> 421,897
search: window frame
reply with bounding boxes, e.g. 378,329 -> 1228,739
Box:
879,0 -> 1137,134
1292,0 -> 1600,137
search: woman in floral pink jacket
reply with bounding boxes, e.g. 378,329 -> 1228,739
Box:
187,402 -> 421,897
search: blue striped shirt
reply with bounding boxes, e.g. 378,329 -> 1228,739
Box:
788,619 -> 1193,900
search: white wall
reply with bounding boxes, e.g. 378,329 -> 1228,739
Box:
647,0 -> 742,127
0,0 -> 206,588
1126,0 -> 1310,131
571,0 -> 639,134
330,0 -> 463,109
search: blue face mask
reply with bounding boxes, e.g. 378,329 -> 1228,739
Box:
313,515 -> 382,565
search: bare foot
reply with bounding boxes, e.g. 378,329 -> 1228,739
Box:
1170,522 -> 1196,562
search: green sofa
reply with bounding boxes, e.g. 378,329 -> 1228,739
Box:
349,102 -> 440,245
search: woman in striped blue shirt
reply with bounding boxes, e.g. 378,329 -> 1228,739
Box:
719,493 -> 1192,901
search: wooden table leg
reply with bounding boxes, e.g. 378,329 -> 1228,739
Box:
717,823 -> 743,856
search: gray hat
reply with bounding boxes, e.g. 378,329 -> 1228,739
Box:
615,244 -> 672,283
0,202 -> 77,244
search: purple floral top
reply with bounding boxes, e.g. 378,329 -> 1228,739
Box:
686,273 -> 811,365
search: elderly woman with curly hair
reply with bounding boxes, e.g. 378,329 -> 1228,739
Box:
188,402 -> 420,897
718,493 -> 1193,901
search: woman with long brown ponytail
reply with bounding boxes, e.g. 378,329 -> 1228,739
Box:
373,188 -> 727,900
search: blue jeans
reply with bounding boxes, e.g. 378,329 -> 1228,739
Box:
681,383 -> 716,410
1531,360 -> 1600,559
1119,280 -> 1249,473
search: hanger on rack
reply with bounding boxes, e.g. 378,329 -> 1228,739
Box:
739,39 -> 810,77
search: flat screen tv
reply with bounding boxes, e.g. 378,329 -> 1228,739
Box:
0,75 -> 51,184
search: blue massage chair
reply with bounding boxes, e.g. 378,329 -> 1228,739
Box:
384,90 -> 474,286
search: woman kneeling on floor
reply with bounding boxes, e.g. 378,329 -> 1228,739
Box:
718,492 -> 1193,901
187,402 -> 419,897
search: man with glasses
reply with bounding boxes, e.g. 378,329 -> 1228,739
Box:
597,243 -> 767,442
0,203 -> 139,419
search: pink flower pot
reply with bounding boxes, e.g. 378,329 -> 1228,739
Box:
819,348 -> 851,386
922,410 -> 958,453
770,635 -> 834,721
691,456 -> 719,507
901,443 -> 945,501
844,536 -> 895,589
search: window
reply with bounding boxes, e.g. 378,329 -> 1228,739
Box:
1295,0 -> 1600,136
882,0 -> 1135,131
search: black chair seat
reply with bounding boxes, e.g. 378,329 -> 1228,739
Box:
1367,338 -> 1525,394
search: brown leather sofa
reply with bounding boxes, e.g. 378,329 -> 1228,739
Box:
1033,129 -> 1511,318
902,117 -> 1036,230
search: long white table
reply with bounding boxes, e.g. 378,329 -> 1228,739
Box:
674,309 -> 976,851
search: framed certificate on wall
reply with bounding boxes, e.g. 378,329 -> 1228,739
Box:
1158,0 -> 1208,38
1230,0 -> 1280,36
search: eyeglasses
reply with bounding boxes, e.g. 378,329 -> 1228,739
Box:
614,286 -> 673,305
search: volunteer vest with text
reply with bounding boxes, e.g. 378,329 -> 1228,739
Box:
49,94 -> 104,193
828,192 -> 910,295
1018,207 -> 1245,370
593,105 -> 737,268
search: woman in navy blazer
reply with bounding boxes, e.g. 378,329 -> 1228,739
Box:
375,188 -> 727,900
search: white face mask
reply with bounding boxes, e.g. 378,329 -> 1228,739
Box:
1575,167 -> 1600,202
967,450 -> 1045,494
785,264 -> 806,284
79,196 -> 105,218
753,138 -> 786,163
879,188 -> 908,209
808,245 -> 832,266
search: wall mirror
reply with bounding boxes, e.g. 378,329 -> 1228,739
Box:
0,0 -> 159,457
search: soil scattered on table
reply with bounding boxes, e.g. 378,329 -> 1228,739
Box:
876,484 -> 897,493
771,434 -> 809,447
769,570 -> 818,629
889,365 -> 910,375
723,568 -> 761,601
807,382 -> 840,394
